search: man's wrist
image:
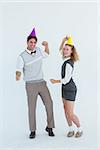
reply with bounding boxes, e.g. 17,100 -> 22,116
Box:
45,45 -> 49,49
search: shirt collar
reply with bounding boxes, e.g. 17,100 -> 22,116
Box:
63,57 -> 71,61
26,48 -> 36,54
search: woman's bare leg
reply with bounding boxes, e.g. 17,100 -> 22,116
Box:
72,114 -> 80,128
62,98 -> 80,128
62,98 -> 72,126
62,98 -> 83,137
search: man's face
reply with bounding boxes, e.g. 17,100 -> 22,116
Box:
27,38 -> 37,50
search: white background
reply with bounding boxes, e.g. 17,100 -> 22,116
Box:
0,1 -> 99,150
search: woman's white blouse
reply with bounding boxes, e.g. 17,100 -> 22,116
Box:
61,58 -> 73,85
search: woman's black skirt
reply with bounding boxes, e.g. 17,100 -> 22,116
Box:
62,79 -> 77,101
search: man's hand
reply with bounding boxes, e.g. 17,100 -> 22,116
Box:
42,41 -> 48,47
16,71 -> 21,81
16,75 -> 21,81
42,41 -> 49,54
50,79 -> 61,84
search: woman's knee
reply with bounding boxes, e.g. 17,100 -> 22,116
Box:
66,111 -> 73,120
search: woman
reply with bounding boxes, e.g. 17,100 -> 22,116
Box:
50,36 -> 83,138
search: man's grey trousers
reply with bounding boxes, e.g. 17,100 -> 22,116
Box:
25,81 -> 55,131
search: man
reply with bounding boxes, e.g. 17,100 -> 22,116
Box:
16,28 -> 55,139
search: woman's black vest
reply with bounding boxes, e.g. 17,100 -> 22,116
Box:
61,59 -> 74,79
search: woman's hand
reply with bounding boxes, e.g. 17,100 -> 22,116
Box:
50,79 -> 61,84
62,37 -> 67,43
50,79 -> 56,84
62,35 -> 69,43
59,35 -> 69,51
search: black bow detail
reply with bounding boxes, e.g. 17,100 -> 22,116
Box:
31,51 -> 36,54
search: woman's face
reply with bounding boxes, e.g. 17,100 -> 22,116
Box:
63,45 -> 72,58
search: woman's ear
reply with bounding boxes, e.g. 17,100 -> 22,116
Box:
71,46 -> 74,52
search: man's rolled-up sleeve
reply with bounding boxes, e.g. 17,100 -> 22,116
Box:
16,55 -> 24,73
39,48 -> 49,58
